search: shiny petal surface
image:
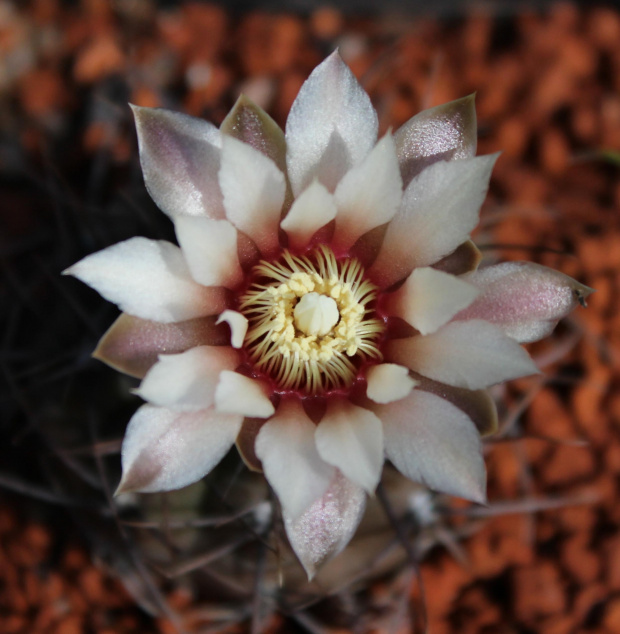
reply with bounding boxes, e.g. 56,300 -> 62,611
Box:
64,238 -> 226,323
458,262 -> 594,343
220,94 -> 287,173
366,363 -> 418,404
174,216 -> 243,289
93,313 -> 230,379
214,371 -> 275,418
116,405 -> 242,494
135,346 -> 239,411
132,105 -> 224,219
387,267 -> 479,335
386,319 -> 539,389
219,135 -> 286,255
375,390 -> 486,502
284,470 -> 366,579
370,154 -> 498,288
285,50 -> 378,195
216,310 -> 248,349
280,180 -> 337,250
332,133 -> 402,250
395,95 -> 477,188
315,399 -> 383,493
255,399 -> 334,519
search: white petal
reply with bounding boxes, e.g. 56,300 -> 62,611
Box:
285,50 -> 378,195
370,154 -> 499,288
216,310 -> 248,348
366,363 -> 418,404
395,95 -> 477,188
333,132 -> 402,250
174,216 -> 243,289
214,371 -> 275,418
219,135 -> 285,255
284,470 -> 366,579
280,181 -> 337,250
135,346 -> 239,411
387,267 -> 479,335
220,94 -> 287,172
116,405 -> 242,494
416,378 -> 498,437
64,238 -> 226,322
255,399 -> 334,519
315,399 -> 383,493
375,390 -> 486,502
93,313 -> 229,379
459,262 -> 594,343
131,105 -> 225,219
386,319 -> 540,390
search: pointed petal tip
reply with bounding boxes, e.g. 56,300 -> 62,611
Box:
129,102 -> 151,122
575,282 -> 595,307
113,480 -> 129,497
113,473 -> 141,497
468,479 -> 487,505
304,567 -> 316,582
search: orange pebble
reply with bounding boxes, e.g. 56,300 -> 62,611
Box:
513,561 -> 567,620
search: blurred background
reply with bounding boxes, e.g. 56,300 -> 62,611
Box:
1,0 -> 619,632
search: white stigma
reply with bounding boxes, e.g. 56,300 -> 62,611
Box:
294,292 -> 339,336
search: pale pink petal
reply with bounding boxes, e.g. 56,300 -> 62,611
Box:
255,399 -> 335,519
219,135 -> 285,256
315,399 -> 383,493
64,238 -> 227,323
386,267 -> 479,335
458,262 -> 594,343
214,371 -> 274,418
395,95 -> 477,188
332,132 -> 402,251
134,346 -> 239,411
174,216 -> 243,289
285,50 -> 378,195
284,470 -> 366,579
93,313 -> 229,378
220,94 -> 287,173
216,310 -> 248,349
131,105 -> 225,219
366,363 -> 418,404
374,390 -> 486,502
280,181 -> 337,250
370,154 -> 499,288
116,405 -> 242,494
386,319 -> 539,390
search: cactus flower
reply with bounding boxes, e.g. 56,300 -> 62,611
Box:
65,51 -> 591,578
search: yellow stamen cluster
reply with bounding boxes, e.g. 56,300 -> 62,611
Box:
239,246 -> 384,393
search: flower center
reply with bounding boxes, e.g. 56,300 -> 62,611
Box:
239,246 -> 384,394
293,292 -> 339,336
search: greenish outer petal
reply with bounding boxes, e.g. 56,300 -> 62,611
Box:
395,94 -> 477,188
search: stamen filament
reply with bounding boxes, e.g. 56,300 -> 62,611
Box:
239,247 -> 384,394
